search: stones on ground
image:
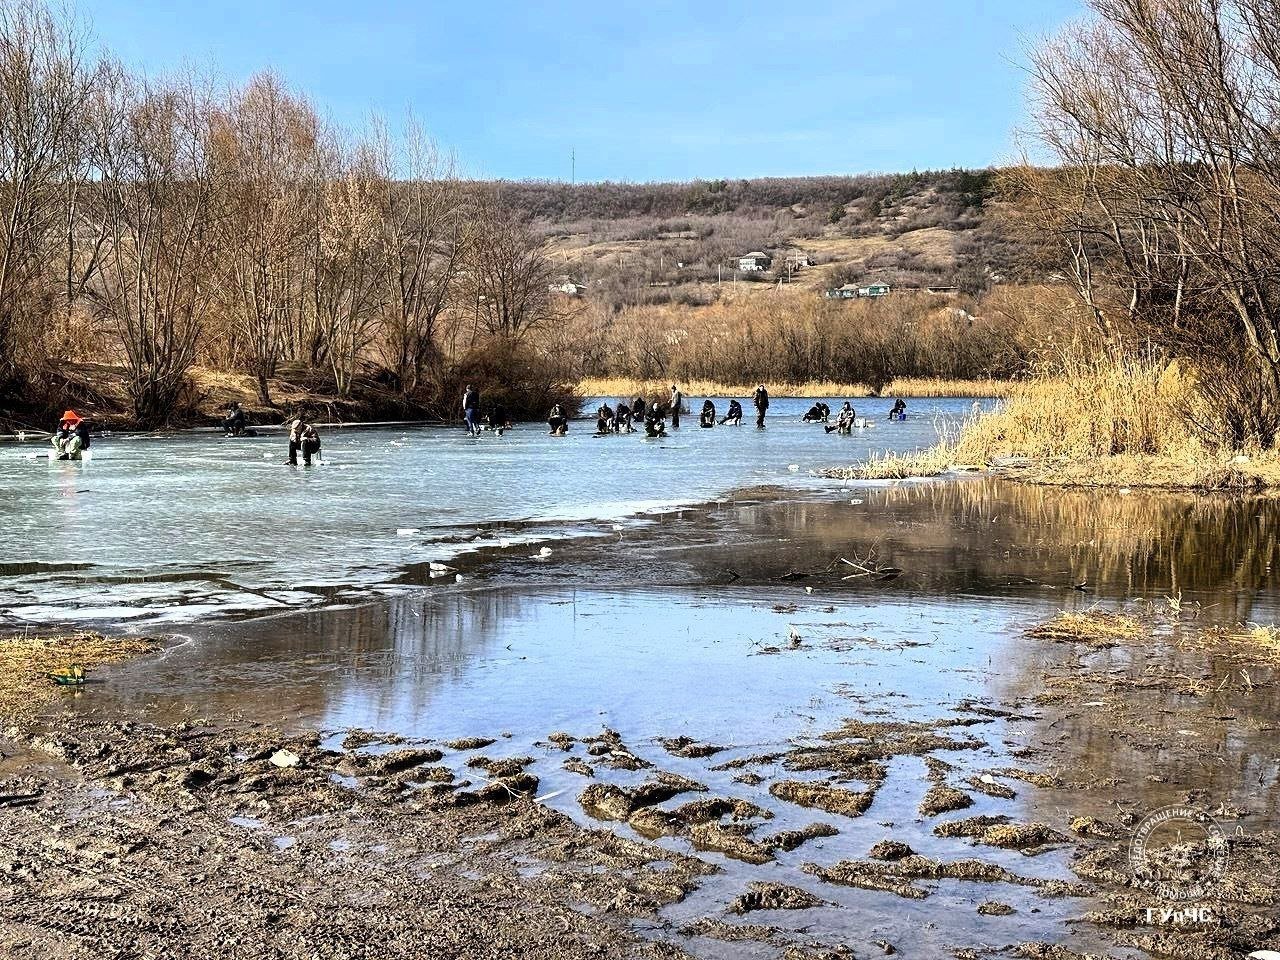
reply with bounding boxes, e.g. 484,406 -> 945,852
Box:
581,729 -> 651,770
979,900 -> 1016,915
269,749 -> 300,768
545,732 -> 575,750
1069,815 -> 1122,838
729,881 -> 827,914
770,780 -> 873,817
563,757 -> 594,777
919,785 -> 973,817
679,917 -> 780,944
919,756 -> 973,817
466,755 -> 533,778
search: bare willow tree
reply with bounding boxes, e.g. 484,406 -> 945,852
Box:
313,140 -> 384,396
0,0 -> 96,390
88,68 -> 218,425
208,72 -> 319,405
374,120 -> 464,399
1022,0 -> 1280,445
460,188 -> 559,343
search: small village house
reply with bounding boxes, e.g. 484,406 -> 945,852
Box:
858,282 -> 892,298
548,276 -> 587,297
737,251 -> 772,272
822,283 -> 861,300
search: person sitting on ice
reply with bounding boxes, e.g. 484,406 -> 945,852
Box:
222,401 -> 248,436
51,410 -> 90,460
802,402 -> 830,423
720,399 -> 743,426
826,401 -> 856,435
595,403 -> 615,435
889,398 -> 907,420
614,401 -> 633,433
643,405 -> 667,438
699,399 -> 716,428
548,404 -> 569,436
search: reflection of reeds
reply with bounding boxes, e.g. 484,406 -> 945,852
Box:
576,377 -> 1010,400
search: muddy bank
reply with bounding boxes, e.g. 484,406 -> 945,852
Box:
5,603 -> 1279,959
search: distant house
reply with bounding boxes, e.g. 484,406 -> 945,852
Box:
738,251 -> 772,272
548,276 -> 586,297
926,285 -> 958,295
823,283 -> 861,300
823,281 -> 893,301
785,252 -> 813,269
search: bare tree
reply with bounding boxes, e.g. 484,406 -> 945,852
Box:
460,188 -> 560,342
1022,0 -> 1280,445
374,119 -> 464,399
0,0 -> 96,388
208,72 -> 319,405
312,138 -> 384,397
87,68 -> 218,425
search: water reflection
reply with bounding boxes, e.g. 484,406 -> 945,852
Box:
516,479 -> 1280,624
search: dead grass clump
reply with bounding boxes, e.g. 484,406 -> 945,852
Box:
0,632 -> 159,723
769,780 -> 874,818
1027,611 -> 1145,648
826,443 -> 959,480
729,882 -> 826,914
1203,623 -> 1280,661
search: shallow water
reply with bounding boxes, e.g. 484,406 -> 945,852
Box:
0,396 -> 978,623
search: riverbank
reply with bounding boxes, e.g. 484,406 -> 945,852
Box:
4,591 -> 1278,959
577,376 -> 1012,400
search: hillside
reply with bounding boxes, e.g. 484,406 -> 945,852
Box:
492,170 -> 1026,311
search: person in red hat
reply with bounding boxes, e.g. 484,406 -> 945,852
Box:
51,410 -> 91,460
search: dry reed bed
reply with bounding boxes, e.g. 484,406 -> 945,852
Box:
828,353 -> 1280,489
0,632 -> 159,723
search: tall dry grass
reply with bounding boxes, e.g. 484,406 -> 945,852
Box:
836,351 -> 1280,489
953,352 -> 1197,462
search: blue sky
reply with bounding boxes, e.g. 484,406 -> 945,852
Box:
80,0 -> 1083,182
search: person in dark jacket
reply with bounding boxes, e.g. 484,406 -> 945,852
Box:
222,402 -> 248,436
669,385 -> 683,428
548,404 -> 568,435
643,405 -> 667,438
889,398 -> 907,420
484,404 -> 511,435
699,400 -> 716,428
720,399 -> 743,426
595,403 -> 615,435
615,401 -> 633,433
462,384 -> 481,437
287,417 -> 321,466
753,385 -> 769,428
632,397 -> 647,423
803,402 -> 830,423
